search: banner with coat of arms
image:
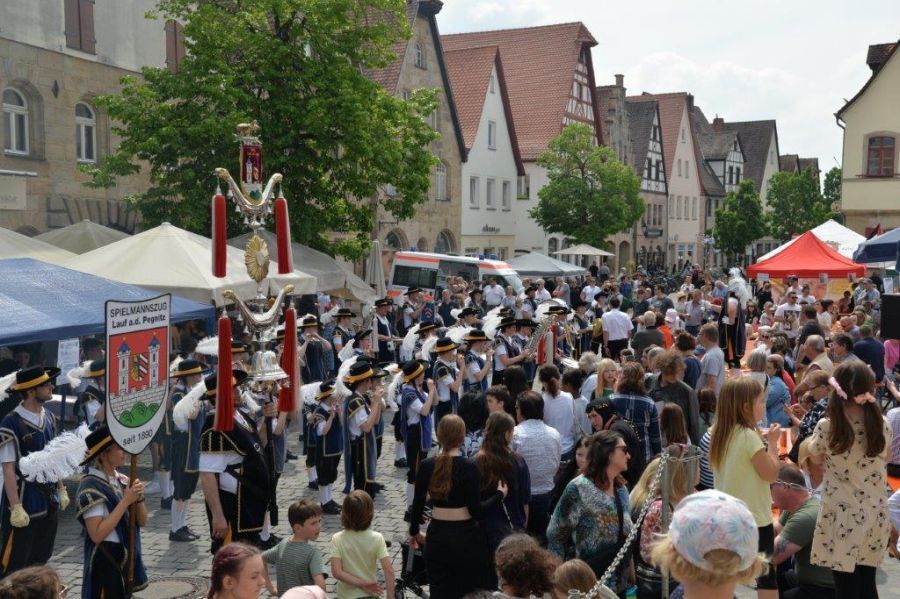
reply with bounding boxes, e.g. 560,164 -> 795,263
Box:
105,295 -> 171,454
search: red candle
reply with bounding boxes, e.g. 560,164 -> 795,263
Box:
274,196 -> 293,274
214,316 -> 234,431
278,307 -> 297,412
212,193 -> 228,278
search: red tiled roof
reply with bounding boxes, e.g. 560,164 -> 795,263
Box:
361,0 -> 420,93
443,46 -> 525,175
627,92 -> 691,183
441,22 -> 600,161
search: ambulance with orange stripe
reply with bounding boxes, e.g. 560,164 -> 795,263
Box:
387,251 -> 524,301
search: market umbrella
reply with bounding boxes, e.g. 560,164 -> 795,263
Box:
366,240 -> 386,298
507,252 -> 588,277
553,243 -> 614,257
65,222 -> 315,306
853,227 -> 900,265
0,227 -> 75,264
35,219 -> 130,254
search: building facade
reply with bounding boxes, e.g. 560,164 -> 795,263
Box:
442,22 -> 603,257
0,0 -> 169,234
627,98 -> 668,270
444,46 -> 524,260
366,0 -> 466,261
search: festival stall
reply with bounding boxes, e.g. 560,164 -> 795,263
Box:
747,231 -> 865,299
0,226 -> 75,264
757,219 -> 865,261
64,222 -> 316,306
0,257 -> 214,345
853,226 -> 900,267
507,252 -> 588,277
35,219 -> 130,254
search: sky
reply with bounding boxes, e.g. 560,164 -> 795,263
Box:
439,0 -> 900,173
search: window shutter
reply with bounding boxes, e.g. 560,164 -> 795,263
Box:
78,0 -> 96,54
64,0 -> 81,49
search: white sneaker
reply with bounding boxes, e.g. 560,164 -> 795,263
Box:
143,481 -> 161,496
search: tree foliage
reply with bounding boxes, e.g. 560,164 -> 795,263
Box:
712,180 -> 767,259
823,166 -> 842,209
529,123 -> 643,248
83,0 -> 439,259
764,169 -> 832,243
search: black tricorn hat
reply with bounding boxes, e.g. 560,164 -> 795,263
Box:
465,329 -> 488,342
458,306 -> 480,318
498,316 -> 518,330
353,329 -> 373,343
374,298 -> 393,308
417,321 -> 437,334
171,359 -> 205,378
84,359 -> 106,378
335,308 -> 356,318
81,425 -> 115,466
401,359 -> 427,382
404,287 -> 424,295
317,379 -> 336,400
11,365 -> 61,391
434,337 -> 458,353
343,361 -> 388,385
203,369 -> 250,397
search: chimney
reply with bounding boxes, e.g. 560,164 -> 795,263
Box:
614,74 -> 624,87
712,116 -> 724,132
866,43 -> 896,73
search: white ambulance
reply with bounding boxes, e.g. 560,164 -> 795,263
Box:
387,251 -> 524,301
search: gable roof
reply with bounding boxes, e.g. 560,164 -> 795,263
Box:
691,106 -> 739,160
836,37 -> 900,118
798,157 -> 819,175
625,99 -> 658,175
442,22 -> 601,161
779,154 -> 801,172
361,0 -> 467,160
443,45 -> 525,175
627,92 -> 691,183
721,120 -> 779,190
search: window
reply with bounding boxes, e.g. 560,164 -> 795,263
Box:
489,75 -> 496,94
435,163 -> 447,201
573,81 -> 582,99
684,160 -> 689,178
75,102 -> 96,163
651,124 -> 659,141
692,197 -> 697,220
548,238 -> 559,255
469,176 -> 480,207
502,180 -> 511,210
645,158 -> 652,179
434,230 -> 453,254
165,20 -> 186,72
385,231 -> 404,250
735,167 -> 741,183
727,166 -> 734,185
677,159 -> 682,177
656,160 -> 663,181
393,265 -> 437,289
668,195 -> 673,218
401,89 -> 411,102
676,196 -> 682,219
414,43 -> 425,69
2,89 -> 28,155
487,120 -> 497,150
681,127 -> 685,142
64,0 -> 96,53
428,102 -> 440,132
866,136 -> 895,177
486,178 -> 496,209
517,174 -> 530,199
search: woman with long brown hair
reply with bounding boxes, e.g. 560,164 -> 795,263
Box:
475,412 -> 531,556
409,415 -> 507,598
539,364 -> 577,460
807,360 -> 891,599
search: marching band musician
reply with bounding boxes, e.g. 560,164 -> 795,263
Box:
342,362 -> 387,498
458,306 -> 481,328
572,303 -> 594,359
168,359 -> 206,543
374,298 -> 399,363
298,315 -> 331,383
331,308 -> 356,372
463,330 -> 493,394
413,322 -> 438,361
310,380 -> 343,515
492,316 -> 532,386
352,328 -> 377,361
0,366 -> 68,577
400,288 -> 425,336
76,425 -> 148,598
515,318 -> 538,384
198,370 -> 275,554
431,337 -> 465,427
399,360 -> 435,520
73,359 -> 106,428
536,305 -> 568,369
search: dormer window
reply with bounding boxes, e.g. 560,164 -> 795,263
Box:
414,43 -> 425,69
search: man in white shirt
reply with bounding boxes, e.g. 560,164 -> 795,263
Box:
512,391 -> 561,544
775,291 -> 802,341
482,277 -> 505,309
580,276 -> 601,305
601,297 -> 634,359
535,279 -> 552,302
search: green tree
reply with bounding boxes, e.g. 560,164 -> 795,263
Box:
712,180 -> 767,262
823,166 -> 842,208
529,123 -> 643,248
83,0 -> 439,259
765,169 -> 832,242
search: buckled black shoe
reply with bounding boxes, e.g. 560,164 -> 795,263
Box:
160,496 -> 173,510
169,528 -> 193,542
322,501 -> 342,515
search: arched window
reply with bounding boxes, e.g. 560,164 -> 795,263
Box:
414,43 -> 425,69
384,230 -> 404,250
548,238 -> 559,255
434,230 -> 454,254
75,102 -> 96,163
2,88 -> 29,155
435,162 -> 447,201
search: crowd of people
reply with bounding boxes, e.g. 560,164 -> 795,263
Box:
0,262 -> 899,599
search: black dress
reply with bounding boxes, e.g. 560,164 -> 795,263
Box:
410,456 -> 502,598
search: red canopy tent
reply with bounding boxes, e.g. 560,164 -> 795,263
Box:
747,231 -> 865,278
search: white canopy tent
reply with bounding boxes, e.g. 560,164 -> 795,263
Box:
65,222 -> 316,306
507,252 -> 588,277
0,227 -> 75,264
757,219 -> 865,261
36,219 -> 130,254
553,243 -> 615,257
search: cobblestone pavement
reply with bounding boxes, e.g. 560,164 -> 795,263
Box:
46,418 -> 900,598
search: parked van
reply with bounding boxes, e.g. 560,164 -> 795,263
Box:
388,251 -> 524,300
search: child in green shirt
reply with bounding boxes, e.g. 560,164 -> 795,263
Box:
330,490 -> 395,599
262,500 -> 327,596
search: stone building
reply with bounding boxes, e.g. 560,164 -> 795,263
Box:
0,1 -> 171,235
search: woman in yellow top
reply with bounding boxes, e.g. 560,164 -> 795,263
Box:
708,377 -> 781,599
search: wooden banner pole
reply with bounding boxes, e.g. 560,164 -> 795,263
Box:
126,453 -> 138,596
